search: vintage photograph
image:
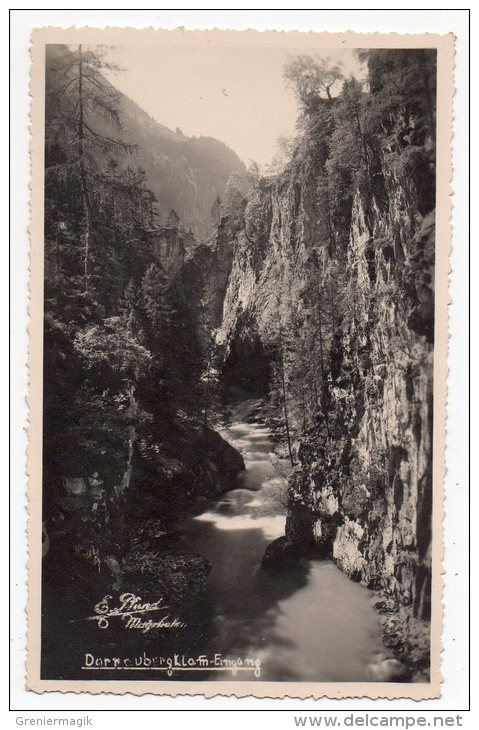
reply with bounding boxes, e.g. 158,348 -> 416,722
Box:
27,28 -> 452,697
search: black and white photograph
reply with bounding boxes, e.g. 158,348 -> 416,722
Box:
25,26 -> 454,698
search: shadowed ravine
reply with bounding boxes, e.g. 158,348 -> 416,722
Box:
172,400 -> 395,682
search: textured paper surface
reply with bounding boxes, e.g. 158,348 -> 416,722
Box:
27,26 -> 454,699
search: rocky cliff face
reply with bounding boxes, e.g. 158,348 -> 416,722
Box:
201,95 -> 435,672
149,224 -> 194,276
183,218 -> 237,337
287,179 -> 434,672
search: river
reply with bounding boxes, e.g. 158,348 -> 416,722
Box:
175,399 -> 396,682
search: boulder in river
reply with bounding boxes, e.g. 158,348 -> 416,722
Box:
201,427 -> 245,474
261,536 -> 304,571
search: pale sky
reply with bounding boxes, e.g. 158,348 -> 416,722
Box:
104,46 -> 366,167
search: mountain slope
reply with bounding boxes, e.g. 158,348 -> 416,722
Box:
45,44 -> 246,240
118,92 -> 247,239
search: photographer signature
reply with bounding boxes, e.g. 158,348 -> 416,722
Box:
87,592 -> 186,633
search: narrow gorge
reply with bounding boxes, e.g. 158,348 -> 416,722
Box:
41,44 -> 436,683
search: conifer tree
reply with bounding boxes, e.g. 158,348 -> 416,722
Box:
210,196 -> 222,227
224,172 -> 245,233
45,44 -> 135,293
166,209 -> 180,228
